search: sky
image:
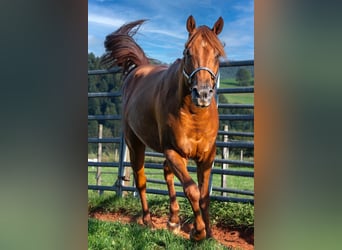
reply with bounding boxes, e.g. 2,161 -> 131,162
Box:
88,0 -> 254,64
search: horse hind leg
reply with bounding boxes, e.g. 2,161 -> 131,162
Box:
125,130 -> 152,227
163,160 -> 180,233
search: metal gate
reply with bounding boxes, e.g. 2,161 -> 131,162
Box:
88,60 -> 254,203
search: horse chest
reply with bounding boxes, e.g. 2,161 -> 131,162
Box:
171,116 -> 215,157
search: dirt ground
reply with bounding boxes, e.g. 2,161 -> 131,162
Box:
89,211 -> 254,250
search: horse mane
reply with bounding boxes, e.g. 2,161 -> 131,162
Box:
101,20 -> 150,76
186,26 -> 226,57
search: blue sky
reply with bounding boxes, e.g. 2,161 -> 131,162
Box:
88,0 -> 254,63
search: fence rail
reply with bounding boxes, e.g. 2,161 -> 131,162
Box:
88,60 -> 254,204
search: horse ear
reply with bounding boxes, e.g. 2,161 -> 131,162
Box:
212,17 -> 224,35
186,15 -> 196,33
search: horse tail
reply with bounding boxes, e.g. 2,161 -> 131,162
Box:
101,19 -> 149,77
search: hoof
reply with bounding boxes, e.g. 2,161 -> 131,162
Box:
142,213 -> 153,228
143,218 -> 153,228
167,221 -> 181,234
190,228 -> 206,241
206,229 -> 213,239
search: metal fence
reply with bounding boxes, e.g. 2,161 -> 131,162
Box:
88,60 -> 254,204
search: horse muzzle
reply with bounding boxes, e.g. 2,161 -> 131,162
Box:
183,67 -> 218,107
191,86 -> 214,107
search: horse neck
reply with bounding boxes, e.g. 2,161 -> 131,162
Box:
170,59 -> 187,99
163,59 -> 188,104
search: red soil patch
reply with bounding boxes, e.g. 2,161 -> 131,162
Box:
89,211 -> 254,250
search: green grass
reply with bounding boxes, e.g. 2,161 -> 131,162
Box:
88,194 -> 254,229
88,194 -> 254,250
219,78 -> 254,104
88,218 -> 232,250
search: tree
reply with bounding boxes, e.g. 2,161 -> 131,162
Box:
235,68 -> 251,86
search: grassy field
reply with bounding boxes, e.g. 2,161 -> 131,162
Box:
89,218 -> 231,250
88,193 -> 254,250
89,218 -> 232,250
219,78 -> 254,104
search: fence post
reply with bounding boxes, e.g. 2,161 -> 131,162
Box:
96,124 -> 103,195
221,125 -> 229,196
122,146 -> 131,196
117,133 -> 127,197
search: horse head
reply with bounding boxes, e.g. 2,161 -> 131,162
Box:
183,15 -> 225,107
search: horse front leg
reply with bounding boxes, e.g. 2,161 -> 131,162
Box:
164,149 -> 206,241
163,160 -> 181,233
196,158 -> 215,238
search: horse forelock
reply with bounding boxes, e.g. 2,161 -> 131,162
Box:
185,26 -> 225,57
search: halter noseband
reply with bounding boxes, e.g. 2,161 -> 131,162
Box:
183,67 -> 220,91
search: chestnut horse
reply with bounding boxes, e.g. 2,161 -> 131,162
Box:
102,15 -> 225,241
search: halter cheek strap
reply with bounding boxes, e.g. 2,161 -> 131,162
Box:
183,67 -> 220,90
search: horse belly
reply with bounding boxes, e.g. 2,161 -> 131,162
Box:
123,76 -> 163,152
127,114 -> 162,152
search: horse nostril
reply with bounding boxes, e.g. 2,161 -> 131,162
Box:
192,87 -> 199,95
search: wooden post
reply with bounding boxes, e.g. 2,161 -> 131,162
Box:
114,148 -> 118,162
96,124 -> 103,195
240,150 -> 244,161
221,125 -> 229,196
122,146 -> 131,196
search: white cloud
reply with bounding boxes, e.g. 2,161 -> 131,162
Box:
144,28 -> 185,40
88,14 -> 125,28
220,3 -> 254,59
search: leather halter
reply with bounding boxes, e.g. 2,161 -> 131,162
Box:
183,67 -> 220,91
